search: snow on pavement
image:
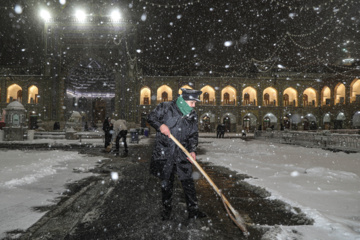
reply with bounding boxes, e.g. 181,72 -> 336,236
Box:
200,138 -> 360,240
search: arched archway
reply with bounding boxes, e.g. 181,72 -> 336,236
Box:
63,57 -> 116,123
334,112 -> 346,129
352,111 -> 360,128
157,85 -> 173,103
334,83 -> 345,105
350,79 -> 360,103
7,84 -> 22,103
283,87 -> 298,106
263,87 -> 277,106
263,113 -> 277,129
303,113 -> 317,130
321,86 -> 331,106
221,86 -> 236,106
283,114 -> 291,129
200,85 -> 216,105
290,113 -> 301,130
199,112 -> 215,132
140,86 -> 151,105
243,112 -> 257,131
28,85 -> 39,104
242,86 -> 257,106
323,113 -> 331,130
221,113 -> 236,132
303,88 -> 317,107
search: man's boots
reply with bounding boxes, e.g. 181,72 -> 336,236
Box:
188,206 -> 207,219
181,179 -> 207,219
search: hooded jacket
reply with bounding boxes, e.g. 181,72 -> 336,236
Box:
147,99 -> 199,180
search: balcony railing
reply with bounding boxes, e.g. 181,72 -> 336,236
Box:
242,100 -> 256,106
222,100 -> 236,106
200,100 -> 216,106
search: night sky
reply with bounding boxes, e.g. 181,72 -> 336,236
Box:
0,0 -> 359,75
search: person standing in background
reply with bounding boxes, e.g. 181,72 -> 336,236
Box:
114,119 -> 128,156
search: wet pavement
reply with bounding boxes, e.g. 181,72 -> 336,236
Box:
3,137 -> 313,240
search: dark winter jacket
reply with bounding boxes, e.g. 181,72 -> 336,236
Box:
147,99 -> 199,180
103,117 -> 110,132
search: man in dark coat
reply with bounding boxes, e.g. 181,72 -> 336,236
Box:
103,117 -> 112,149
220,123 -> 225,138
147,88 -> 206,221
216,123 -> 225,138
216,124 -> 221,138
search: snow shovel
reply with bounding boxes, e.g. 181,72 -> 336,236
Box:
169,134 -> 249,236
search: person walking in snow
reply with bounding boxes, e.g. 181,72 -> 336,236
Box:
114,119 -> 128,155
216,123 -> 225,138
216,124 -> 222,138
147,88 -> 206,221
103,117 -> 113,150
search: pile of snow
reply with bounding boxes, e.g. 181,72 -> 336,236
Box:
0,150 -> 102,238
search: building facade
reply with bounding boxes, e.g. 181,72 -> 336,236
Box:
1,17 -> 360,132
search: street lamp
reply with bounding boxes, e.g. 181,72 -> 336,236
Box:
75,9 -> 86,22
110,9 -> 121,22
39,9 -> 51,21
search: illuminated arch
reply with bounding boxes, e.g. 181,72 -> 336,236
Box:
350,78 -> 360,103
323,113 -> 331,129
242,86 -> 257,106
321,86 -> 331,106
28,85 -> 39,104
221,112 -> 236,132
303,87 -> 317,107
157,85 -> 172,103
200,85 -> 216,105
7,84 -> 22,103
199,112 -> 215,132
140,86 -> 151,105
243,112 -> 257,131
283,87 -> 298,106
178,85 -> 193,95
263,112 -> 278,129
263,87 -> 278,106
334,83 -> 345,105
221,85 -> 236,106
352,111 -> 360,128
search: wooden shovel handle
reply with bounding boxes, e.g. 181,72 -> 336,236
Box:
169,134 -> 249,235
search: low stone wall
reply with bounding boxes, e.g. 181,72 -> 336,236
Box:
255,130 -> 360,153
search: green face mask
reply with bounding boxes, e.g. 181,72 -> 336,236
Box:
176,96 -> 193,116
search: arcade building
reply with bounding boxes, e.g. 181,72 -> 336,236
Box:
1,10 -> 360,133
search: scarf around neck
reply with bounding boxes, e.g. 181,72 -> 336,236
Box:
176,96 -> 193,116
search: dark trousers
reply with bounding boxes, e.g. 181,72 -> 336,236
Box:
115,130 -> 128,152
161,166 -> 199,213
104,132 -> 112,148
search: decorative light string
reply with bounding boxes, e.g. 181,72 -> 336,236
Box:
287,28 -> 337,50
323,64 -> 360,78
138,58 -> 196,68
269,0 -> 354,10
138,0 -> 199,8
0,63 -> 44,74
136,0 -> 355,10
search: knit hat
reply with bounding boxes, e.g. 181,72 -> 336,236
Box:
181,88 -> 202,102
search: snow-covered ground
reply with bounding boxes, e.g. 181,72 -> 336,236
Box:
0,150 -> 103,239
0,137 -> 359,239
200,138 -> 360,240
